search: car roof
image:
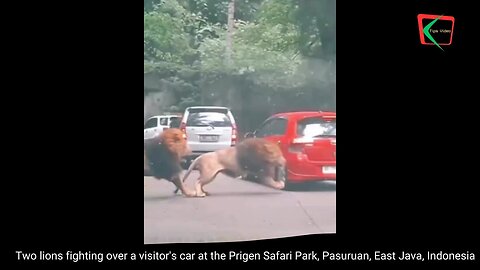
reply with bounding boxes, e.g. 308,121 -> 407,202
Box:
187,106 -> 229,110
149,115 -> 182,119
270,111 -> 336,120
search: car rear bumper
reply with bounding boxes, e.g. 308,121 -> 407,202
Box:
187,141 -> 233,153
286,159 -> 336,182
183,150 -> 224,162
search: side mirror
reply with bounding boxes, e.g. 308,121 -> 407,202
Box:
244,132 -> 256,139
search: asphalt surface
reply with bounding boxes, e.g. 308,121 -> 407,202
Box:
144,171 -> 336,244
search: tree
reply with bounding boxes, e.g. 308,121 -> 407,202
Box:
197,0 -> 303,89
225,0 -> 235,67
184,0 -> 263,25
293,0 -> 336,59
144,0 -> 336,117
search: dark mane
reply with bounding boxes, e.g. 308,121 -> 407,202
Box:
144,128 -> 187,182
145,142 -> 182,181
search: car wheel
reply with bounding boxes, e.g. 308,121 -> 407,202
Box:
281,166 -> 294,191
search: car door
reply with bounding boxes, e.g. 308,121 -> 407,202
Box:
253,117 -> 289,180
254,117 -> 289,152
144,117 -> 159,140
159,117 -> 169,133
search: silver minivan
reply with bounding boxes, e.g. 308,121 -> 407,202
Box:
180,106 -> 237,156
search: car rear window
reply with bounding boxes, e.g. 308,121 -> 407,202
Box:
297,117 -> 336,137
188,108 -> 229,114
186,112 -> 232,127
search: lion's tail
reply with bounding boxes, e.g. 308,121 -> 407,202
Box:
173,156 -> 201,194
182,156 -> 201,183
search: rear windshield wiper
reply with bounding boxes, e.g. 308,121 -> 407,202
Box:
200,122 -> 215,129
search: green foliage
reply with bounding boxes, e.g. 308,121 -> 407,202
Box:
196,0 -> 303,89
292,0 -> 336,58
144,3 -> 191,63
256,0 -> 296,25
144,0 -> 336,118
184,0 -> 263,25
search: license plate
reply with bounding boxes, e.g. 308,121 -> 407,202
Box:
199,135 -> 219,142
322,166 -> 336,174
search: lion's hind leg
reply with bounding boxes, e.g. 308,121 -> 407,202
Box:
194,166 -> 224,197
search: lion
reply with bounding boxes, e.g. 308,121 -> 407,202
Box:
176,138 -> 286,197
144,128 -> 195,197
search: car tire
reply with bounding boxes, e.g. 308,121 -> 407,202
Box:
281,166 -> 294,191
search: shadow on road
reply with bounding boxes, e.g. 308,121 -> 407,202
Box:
206,191 -> 284,197
285,181 -> 336,192
145,191 -> 284,200
144,195 -> 182,202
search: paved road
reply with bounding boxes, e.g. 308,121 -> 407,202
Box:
144,171 -> 336,244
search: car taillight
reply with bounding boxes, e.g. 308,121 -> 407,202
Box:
179,122 -> 187,139
231,124 -> 237,145
289,138 -> 310,160
288,144 -> 305,153
289,144 -> 307,161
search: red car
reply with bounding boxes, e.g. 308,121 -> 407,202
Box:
245,111 -> 336,185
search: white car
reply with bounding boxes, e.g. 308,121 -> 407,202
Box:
179,106 -> 237,156
144,115 -> 182,140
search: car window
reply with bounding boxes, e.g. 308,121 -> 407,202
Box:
186,112 -> 232,127
188,108 -> 228,114
296,117 -> 336,137
326,127 -> 336,136
256,118 -> 287,137
159,117 -> 168,126
144,118 -> 158,129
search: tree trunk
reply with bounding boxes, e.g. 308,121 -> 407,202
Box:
225,0 -> 235,67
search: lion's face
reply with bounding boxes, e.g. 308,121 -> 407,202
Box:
236,138 -> 287,180
261,141 -> 286,167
